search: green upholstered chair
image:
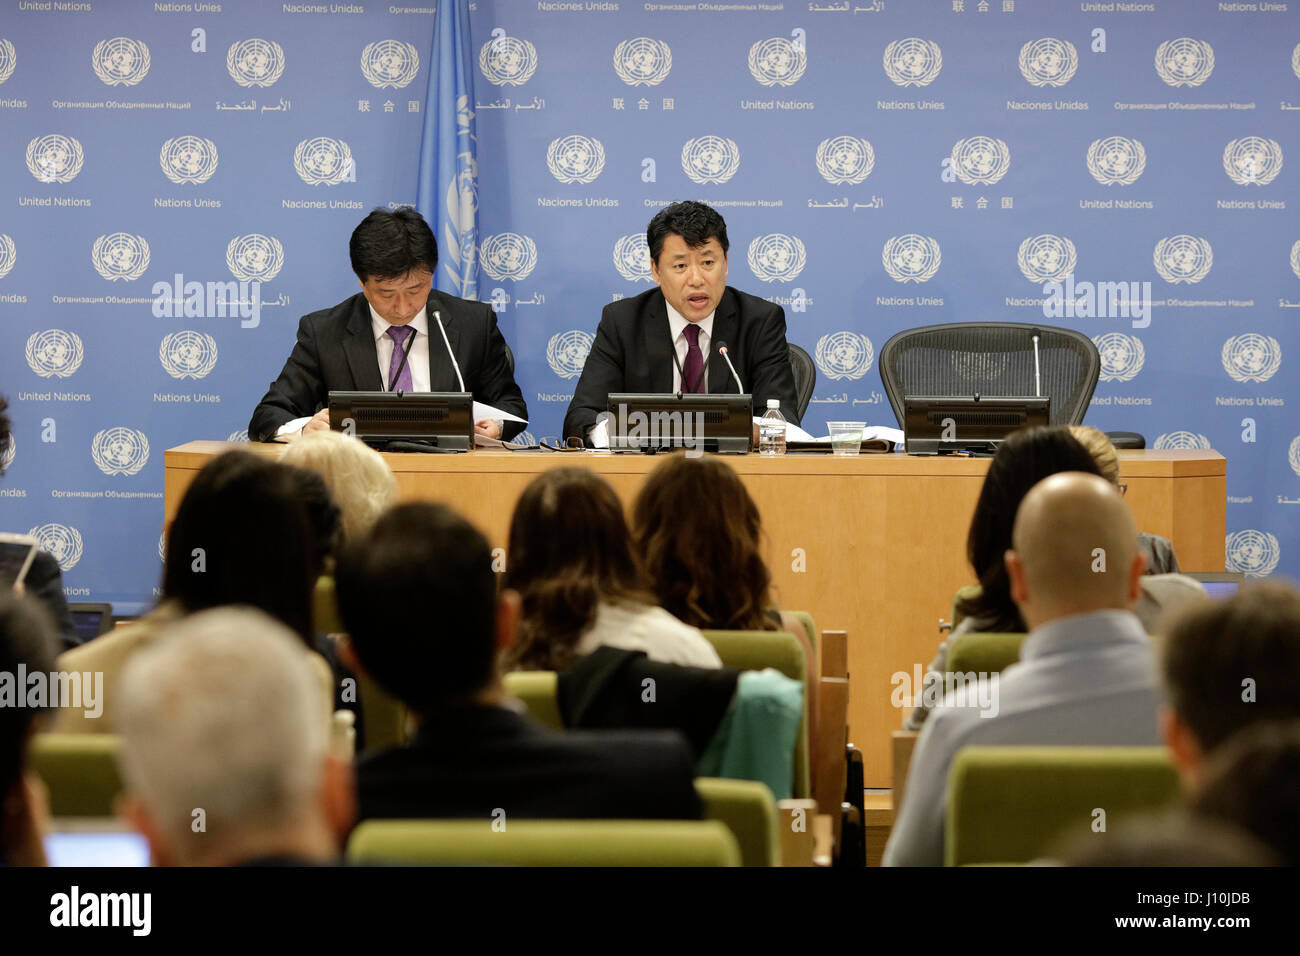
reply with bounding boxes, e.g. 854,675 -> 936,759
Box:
30,734 -> 124,817
695,777 -> 780,867
701,629 -> 810,799
945,746 -> 1181,866
788,610 -> 819,673
502,671 -> 564,730
946,632 -> 1028,677
346,819 -> 741,866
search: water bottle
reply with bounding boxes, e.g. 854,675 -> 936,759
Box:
758,398 -> 787,456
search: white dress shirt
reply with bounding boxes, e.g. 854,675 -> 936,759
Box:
574,602 -> 724,669
587,305 -> 715,447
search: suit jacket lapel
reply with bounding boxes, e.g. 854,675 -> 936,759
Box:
344,296 -> 383,391
426,292 -> 463,391
643,291 -> 675,393
708,289 -> 740,394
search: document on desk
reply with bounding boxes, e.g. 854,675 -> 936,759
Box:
473,401 -> 528,425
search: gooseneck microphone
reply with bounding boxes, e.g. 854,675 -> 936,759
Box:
1030,328 -> 1042,398
717,342 -> 745,394
433,309 -> 466,392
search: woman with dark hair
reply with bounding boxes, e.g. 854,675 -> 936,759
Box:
54,450 -> 335,732
503,467 -> 721,671
631,453 -> 816,670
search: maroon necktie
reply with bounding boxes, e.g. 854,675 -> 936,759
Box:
682,324 -> 704,393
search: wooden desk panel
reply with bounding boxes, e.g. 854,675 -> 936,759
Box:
164,442 -> 1225,787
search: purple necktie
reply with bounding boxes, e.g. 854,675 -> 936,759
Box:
682,324 -> 704,393
386,325 -> 414,392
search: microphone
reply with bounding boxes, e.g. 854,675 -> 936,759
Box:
716,342 -> 744,394
1029,328 -> 1042,398
433,309 -> 466,392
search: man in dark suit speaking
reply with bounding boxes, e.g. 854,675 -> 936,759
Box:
563,201 -> 799,445
249,208 -> 528,443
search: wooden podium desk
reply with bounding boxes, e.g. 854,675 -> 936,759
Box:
164,442 -> 1225,788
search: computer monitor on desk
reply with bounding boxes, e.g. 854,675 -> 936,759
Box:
605,393 -> 753,454
903,394 -> 1050,455
327,391 -> 475,452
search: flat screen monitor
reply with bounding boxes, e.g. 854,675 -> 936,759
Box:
605,393 -> 753,454
1185,571 -> 1245,600
68,602 -> 114,642
328,391 -> 474,452
903,394 -> 1051,455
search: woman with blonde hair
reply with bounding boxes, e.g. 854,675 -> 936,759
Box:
279,430 -> 399,545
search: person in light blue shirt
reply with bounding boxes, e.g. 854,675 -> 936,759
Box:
883,471 -> 1161,867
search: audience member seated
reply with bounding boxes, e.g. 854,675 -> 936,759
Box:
1160,580 -> 1300,788
54,451 -> 334,733
632,452 -> 817,675
1,396 -> 77,650
1187,721 -> 1300,867
905,426 -> 1203,731
333,501 -> 703,822
117,607 -> 353,866
883,472 -> 1162,866
1055,813 -> 1278,867
0,595 -> 57,867
502,467 -> 721,670
278,430 -> 399,547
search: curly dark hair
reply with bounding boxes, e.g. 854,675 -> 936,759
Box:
632,453 -> 776,633
502,468 -> 655,671
956,425 -> 1102,631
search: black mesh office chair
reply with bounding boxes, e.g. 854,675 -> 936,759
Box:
878,322 -> 1100,429
788,343 -> 816,422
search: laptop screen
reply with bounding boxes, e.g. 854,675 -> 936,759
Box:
1199,580 -> 1240,601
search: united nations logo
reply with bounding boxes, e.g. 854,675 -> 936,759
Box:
546,330 -> 593,380
227,429 -> 249,443
226,234 -> 284,282
748,234 -> 807,283
480,233 -> 538,281
91,37 -> 150,87
1291,240 -> 1300,281
160,135 -> 219,185
91,427 -> 150,477
612,234 -> 652,283
0,234 -> 14,279
883,38 -> 942,87
0,434 -> 12,473
1288,435 -> 1300,478
815,332 -> 874,381
613,37 -> 671,86
26,134 -> 84,183
227,38 -> 285,87
159,331 -> 218,380
158,529 -> 166,563
1086,136 -> 1146,186
1153,235 -> 1212,284
951,136 -> 1010,186
1226,529 -> 1280,578
294,137 -> 354,186
1153,431 -> 1211,451
681,135 -> 740,185
547,135 -> 605,184
91,233 -> 150,282
1294,43 -> 1300,81
1017,234 -> 1076,283
361,40 -> 420,89
28,523 -> 83,572
1092,333 -> 1145,383
1154,38 -> 1214,87
1018,38 -> 1077,87
511,430 -> 537,448
0,39 -> 16,85
882,234 -> 941,283
1221,333 -> 1282,383
25,329 -> 84,379
816,136 -> 874,185
1223,137 -> 1283,186
748,37 -> 806,87
479,34 -> 538,86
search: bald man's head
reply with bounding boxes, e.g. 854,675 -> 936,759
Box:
1006,472 -> 1143,627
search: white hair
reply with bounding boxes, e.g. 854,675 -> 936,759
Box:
117,607 -> 330,856
278,430 -> 398,542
